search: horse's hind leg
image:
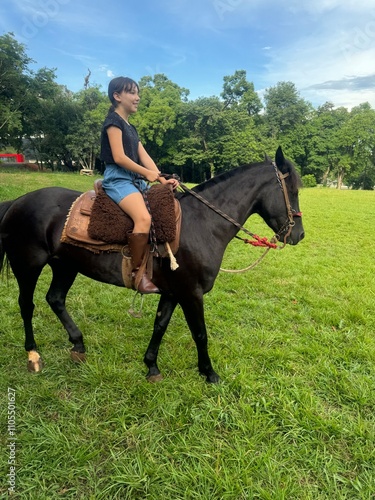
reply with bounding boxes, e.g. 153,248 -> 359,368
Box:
46,262 -> 86,362
14,266 -> 44,372
144,294 -> 178,382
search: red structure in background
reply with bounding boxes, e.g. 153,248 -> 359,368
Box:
0,153 -> 25,163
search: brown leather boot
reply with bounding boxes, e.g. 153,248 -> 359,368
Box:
127,232 -> 160,294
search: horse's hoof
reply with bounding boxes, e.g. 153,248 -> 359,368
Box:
27,351 -> 44,373
204,371 -> 221,384
147,374 -> 164,383
70,351 -> 86,363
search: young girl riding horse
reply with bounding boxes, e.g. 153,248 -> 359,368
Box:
100,76 -> 179,294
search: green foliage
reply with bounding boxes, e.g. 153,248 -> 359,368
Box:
134,74 -> 188,149
1,174 -> 375,498
303,104 -> 350,185
301,174 -> 317,187
337,106 -> 375,189
263,81 -> 312,138
221,69 -> 263,115
66,89 -> 108,170
0,33 -> 33,142
1,32 -> 375,186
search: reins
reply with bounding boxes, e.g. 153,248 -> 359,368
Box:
160,164 -> 301,273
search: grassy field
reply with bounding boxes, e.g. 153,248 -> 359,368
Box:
0,171 -> 374,499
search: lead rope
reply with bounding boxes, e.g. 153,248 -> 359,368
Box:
219,243 -> 273,273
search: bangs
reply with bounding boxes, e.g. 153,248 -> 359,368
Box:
108,76 -> 139,104
122,79 -> 139,93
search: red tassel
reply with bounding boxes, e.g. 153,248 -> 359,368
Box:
244,235 -> 278,249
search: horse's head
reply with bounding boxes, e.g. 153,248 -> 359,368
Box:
261,147 -> 305,246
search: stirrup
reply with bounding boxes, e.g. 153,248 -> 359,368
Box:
128,292 -> 144,318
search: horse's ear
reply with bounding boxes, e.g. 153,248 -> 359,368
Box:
264,153 -> 272,162
275,146 -> 287,173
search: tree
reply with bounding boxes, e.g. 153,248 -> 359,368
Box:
263,81 -> 312,139
66,88 -> 108,171
24,92 -> 81,170
338,105 -> 375,189
0,33 -> 33,146
301,103 -> 349,184
221,69 -> 262,116
133,74 -> 188,157
171,97 -> 223,181
2,32 -> 375,186
170,95 -> 268,182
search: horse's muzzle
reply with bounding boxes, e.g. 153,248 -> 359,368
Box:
288,230 -> 305,245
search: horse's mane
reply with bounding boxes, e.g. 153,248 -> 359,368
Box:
193,166 -> 243,194
186,156 -> 302,196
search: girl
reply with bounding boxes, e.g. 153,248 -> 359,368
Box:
101,76 -> 179,294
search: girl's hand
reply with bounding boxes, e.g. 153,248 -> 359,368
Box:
165,179 -> 180,189
144,170 -> 161,183
159,176 -> 179,190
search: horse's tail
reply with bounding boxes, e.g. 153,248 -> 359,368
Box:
0,200 -> 14,275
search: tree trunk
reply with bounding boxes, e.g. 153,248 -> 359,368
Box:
322,167 -> 330,186
337,170 -> 344,189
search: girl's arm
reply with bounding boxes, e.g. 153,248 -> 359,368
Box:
107,126 -> 159,183
138,142 -> 179,189
138,142 -> 159,172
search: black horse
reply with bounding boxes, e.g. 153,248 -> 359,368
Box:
0,147 -> 304,382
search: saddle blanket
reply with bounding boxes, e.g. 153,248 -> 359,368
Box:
61,183 -> 181,255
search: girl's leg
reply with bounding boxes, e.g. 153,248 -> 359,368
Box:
118,192 -> 151,233
118,192 -> 159,294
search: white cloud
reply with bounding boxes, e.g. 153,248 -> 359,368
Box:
257,3 -> 375,108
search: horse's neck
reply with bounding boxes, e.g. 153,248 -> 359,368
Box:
178,164 -> 269,256
195,164 -> 263,225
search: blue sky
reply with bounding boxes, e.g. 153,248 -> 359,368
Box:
2,0 -> 375,109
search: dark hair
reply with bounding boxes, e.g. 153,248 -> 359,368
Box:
107,76 -> 139,113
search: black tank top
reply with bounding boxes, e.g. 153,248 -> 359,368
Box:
100,111 -> 140,164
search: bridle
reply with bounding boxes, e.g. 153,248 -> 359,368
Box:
160,165 -> 302,272
272,162 -> 302,247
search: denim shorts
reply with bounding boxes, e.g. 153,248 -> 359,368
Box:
102,164 -> 149,204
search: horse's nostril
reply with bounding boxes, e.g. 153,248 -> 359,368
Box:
300,231 -> 305,240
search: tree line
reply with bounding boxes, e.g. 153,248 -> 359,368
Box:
1,32 -> 374,188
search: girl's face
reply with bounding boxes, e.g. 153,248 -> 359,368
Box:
114,85 -> 140,115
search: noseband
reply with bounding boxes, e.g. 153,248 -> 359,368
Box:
272,162 -> 302,247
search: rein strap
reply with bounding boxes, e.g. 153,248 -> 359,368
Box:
161,169 -> 299,273
177,182 -> 276,247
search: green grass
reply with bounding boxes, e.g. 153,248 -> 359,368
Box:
1,172 -> 374,499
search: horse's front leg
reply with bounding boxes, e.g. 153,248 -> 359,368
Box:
144,294 -> 178,382
180,293 -> 220,383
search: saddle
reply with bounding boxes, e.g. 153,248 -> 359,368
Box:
61,180 -> 182,261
